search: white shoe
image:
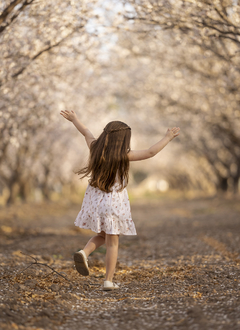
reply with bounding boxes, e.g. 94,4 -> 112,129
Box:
74,250 -> 89,276
103,281 -> 119,291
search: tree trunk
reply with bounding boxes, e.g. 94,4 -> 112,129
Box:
232,163 -> 240,195
7,182 -> 19,204
19,179 -> 32,201
217,177 -> 228,192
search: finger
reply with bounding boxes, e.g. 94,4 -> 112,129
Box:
173,128 -> 180,133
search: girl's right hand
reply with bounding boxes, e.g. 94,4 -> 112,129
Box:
60,110 -> 77,122
165,127 -> 180,141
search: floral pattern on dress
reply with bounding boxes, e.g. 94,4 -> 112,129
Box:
74,183 -> 137,235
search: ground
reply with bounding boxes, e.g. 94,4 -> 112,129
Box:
0,196 -> 240,330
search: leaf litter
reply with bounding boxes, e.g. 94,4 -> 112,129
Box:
0,198 -> 240,329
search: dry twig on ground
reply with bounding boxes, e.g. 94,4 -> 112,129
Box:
19,252 -> 72,283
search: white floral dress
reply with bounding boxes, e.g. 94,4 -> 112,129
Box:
74,182 -> 137,235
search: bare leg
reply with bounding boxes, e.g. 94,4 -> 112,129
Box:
83,231 -> 105,258
105,234 -> 119,282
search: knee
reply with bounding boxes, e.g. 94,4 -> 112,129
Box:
106,234 -> 119,247
97,231 -> 106,239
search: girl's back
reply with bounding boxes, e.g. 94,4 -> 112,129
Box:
77,121 -> 132,194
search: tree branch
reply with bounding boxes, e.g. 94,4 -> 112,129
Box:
0,0 -> 35,34
0,0 -> 23,25
11,25 -> 84,78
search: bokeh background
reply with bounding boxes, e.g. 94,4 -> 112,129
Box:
1,0 -> 240,205
1,3 -> 240,330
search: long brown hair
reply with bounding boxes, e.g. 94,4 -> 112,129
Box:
77,121 -> 131,193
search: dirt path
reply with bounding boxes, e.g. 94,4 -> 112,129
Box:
0,197 -> 240,329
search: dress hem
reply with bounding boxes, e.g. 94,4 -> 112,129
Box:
74,224 -> 137,236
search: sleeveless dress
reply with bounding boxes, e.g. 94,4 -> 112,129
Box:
74,182 -> 137,235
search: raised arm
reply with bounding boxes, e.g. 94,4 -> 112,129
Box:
128,127 -> 180,161
60,110 -> 95,148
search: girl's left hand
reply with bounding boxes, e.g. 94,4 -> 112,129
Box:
165,127 -> 180,141
60,110 -> 77,122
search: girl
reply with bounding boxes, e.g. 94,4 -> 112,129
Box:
60,110 -> 180,290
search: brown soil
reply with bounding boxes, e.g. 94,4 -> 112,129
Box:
0,197 -> 240,330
